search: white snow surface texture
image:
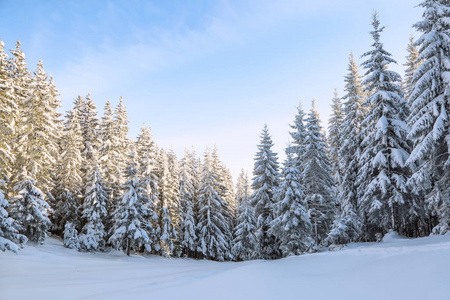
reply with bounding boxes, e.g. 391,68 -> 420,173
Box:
1,233 -> 449,300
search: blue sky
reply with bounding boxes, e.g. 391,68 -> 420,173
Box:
0,0 -> 423,180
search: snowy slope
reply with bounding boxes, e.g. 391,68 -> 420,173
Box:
1,233 -> 449,300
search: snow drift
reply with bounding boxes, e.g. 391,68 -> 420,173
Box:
1,233 -> 449,300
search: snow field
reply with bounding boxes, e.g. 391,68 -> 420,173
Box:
1,233 -> 449,300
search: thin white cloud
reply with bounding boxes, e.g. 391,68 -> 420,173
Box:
53,0 -> 347,103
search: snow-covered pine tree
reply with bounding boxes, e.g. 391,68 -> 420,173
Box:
8,41 -> 31,195
196,149 -> 231,261
358,13 -> 412,239
0,181 -> 27,252
403,36 -> 421,103
210,146 -> 234,254
10,168 -> 52,244
155,149 -> 177,257
270,149 -> 312,256
210,146 -> 227,201
79,150 -> 109,251
251,124 -> 280,259
328,53 -> 365,244
135,123 -> 159,248
328,89 -> 344,188
232,171 -> 258,261
78,93 -> 101,184
288,104 -> 308,168
113,96 -> 131,191
108,152 -> 153,256
63,222 -> 80,250
53,106 -> 83,238
0,41 -> 16,185
235,169 -> 248,207
98,100 -> 120,210
407,0 -> 450,235
13,60 -> 60,196
302,101 -> 335,246
223,168 -> 237,228
47,74 -> 62,138
167,149 -> 181,228
8,44 -> 59,200
189,147 -> 202,257
136,124 -> 159,209
178,149 -> 197,257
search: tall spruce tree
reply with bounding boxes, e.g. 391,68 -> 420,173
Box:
270,150 -> 312,256
403,36 -> 421,103
328,89 -> 344,188
113,96 -> 131,191
8,41 -> 31,195
155,149 -> 177,257
79,150 -> 109,251
232,171 -> 258,261
53,106 -> 83,237
223,168 -> 237,227
196,149 -> 231,261
178,149 -> 197,257
329,53 -> 366,244
251,124 -> 280,259
79,93 -> 101,184
28,61 -> 60,192
99,100 -> 121,217
211,146 -> 234,252
0,41 -> 16,184
358,13 -> 411,239
135,124 -> 159,249
235,169 -> 248,207
10,47 -> 59,196
406,0 -> 450,235
167,149 -> 181,228
136,124 -> 159,209
288,104 -> 308,168
302,101 -> 335,245
108,152 -> 153,256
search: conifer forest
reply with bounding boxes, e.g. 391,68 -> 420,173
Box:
1,0 -> 449,266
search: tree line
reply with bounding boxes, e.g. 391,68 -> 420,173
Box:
1,1 -> 449,261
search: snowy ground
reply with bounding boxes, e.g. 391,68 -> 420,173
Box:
1,233 -> 449,300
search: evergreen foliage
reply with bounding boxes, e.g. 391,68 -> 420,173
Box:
79,152 -> 109,251
270,150 -> 312,256
250,125 -> 280,259
178,149 -> 198,257
358,13 -> 412,239
407,0 -> 450,235
155,149 -> 177,257
328,53 -> 366,244
302,102 -> 335,245
0,181 -> 27,252
53,106 -> 83,235
328,89 -> 344,188
232,171 -> 258,261
288,104 -> 308,167
108,152 -> 153,256
11,48 -> 60,196
196,150 -> 231,261
0,41 -> 17,183
1,3 -> 448,260
10,169 -> 52,244
403,36 -> 421,103
63,222 -> 80,250
78,93 -> 101,184
136,124 -> 159,209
